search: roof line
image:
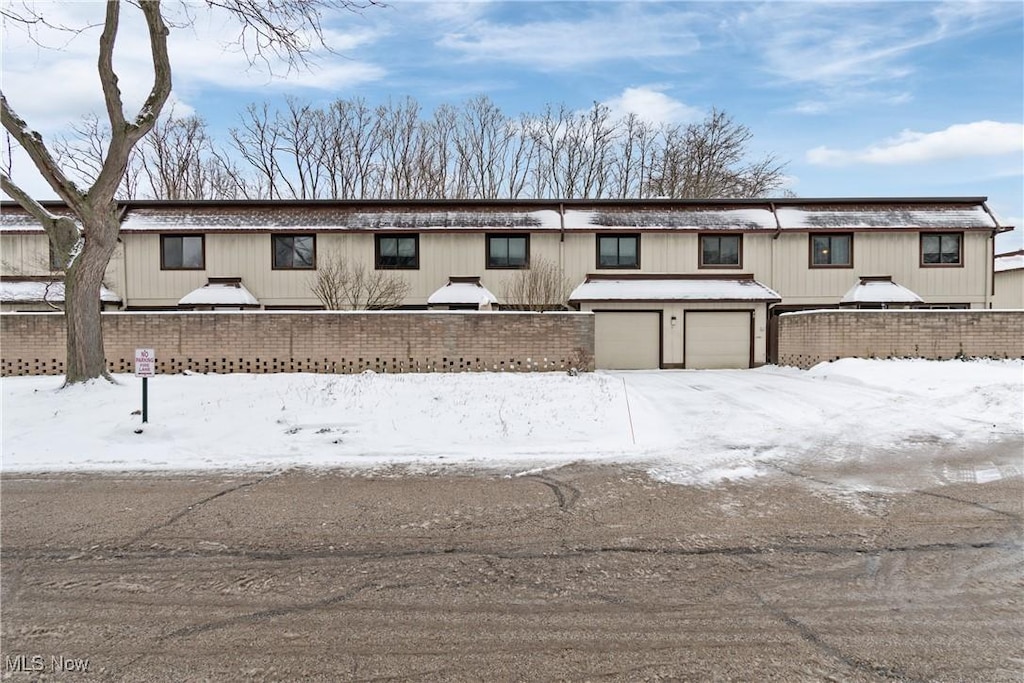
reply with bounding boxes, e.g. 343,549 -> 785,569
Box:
0,196 -> 993,210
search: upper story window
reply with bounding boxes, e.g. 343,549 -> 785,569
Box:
487,234 -> 529,269
921,233 -> 962,266
597,234 -> 640,269
810,234 -> 852,267
699,234 -> 742,268
161,234 -> 205,270
376,234 -> 419,269
272,234 -> 315,270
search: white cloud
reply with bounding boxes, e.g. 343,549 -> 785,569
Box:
806,122 -> 1024,166
437,6 -> 700,70
0,3 -> 386,135
600,87 -> 701,126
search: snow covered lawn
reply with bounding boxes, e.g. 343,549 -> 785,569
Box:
2,359 -> 1021,486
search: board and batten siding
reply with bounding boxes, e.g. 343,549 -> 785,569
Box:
993,269 -> 1024,309
0,233 -> 51,276
1,232 -> 126,298
769,231 -> 992,306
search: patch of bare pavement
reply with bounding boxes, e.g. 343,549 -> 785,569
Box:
2,446 -> 1021,682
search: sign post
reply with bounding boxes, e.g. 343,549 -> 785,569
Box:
134,348 -> 155,424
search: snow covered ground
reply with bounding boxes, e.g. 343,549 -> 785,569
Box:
2,359 -> 1021,487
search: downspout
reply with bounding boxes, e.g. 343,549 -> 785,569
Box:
116,203 -> 130,310
558,203 -> 567,306
769,200 -> 782,288
980,201 -> 1001,305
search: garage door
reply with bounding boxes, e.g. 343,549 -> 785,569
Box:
685,311 -> 751,369
594,311 -> 660,369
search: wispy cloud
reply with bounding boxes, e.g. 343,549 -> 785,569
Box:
437,4 -> 700,70
730,0 -> 1021,113
0,3 -> 387,134
806,122 -> 1024,166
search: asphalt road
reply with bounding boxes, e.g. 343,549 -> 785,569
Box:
1,456 -> 1021,682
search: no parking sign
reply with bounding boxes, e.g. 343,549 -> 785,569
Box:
134,348 -> 155,425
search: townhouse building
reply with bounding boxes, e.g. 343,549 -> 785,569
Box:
0,197 -> 1011,369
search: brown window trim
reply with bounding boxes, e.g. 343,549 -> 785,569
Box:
920,232 -> 964,268
808,233 -> 854,269
485,233 -> 530,269
596,233 -> 641,269
160,234 -> 206,271
375,233 -> 420,270
698,233 -> 743,269
271,233 -> 317,270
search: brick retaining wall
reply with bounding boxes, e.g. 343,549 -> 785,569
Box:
777,310 -> 1024,369
0,311 -> 595,376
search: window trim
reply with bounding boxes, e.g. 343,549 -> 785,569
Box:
271,233 -> 316,270
698,233 -> 743,269
485,233 -> 530,270
160,234 -> 206,271
596,233 -> 641,269
808,233 -> 854,269
920,232 -> 963,268
374,233 -> 420,270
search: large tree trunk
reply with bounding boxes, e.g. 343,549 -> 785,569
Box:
63,206 -> 119,383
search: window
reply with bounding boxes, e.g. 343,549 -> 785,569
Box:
161,234 -> 205,270
597,234 -> 640,269
272,234 -> 315,269
700,234 -> 742,267
375,234 -> 419,269
921,233 -> 962,266
487,234 -> 529,269
810,234 -> 852,267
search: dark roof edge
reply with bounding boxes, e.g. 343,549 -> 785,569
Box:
0,196 -> 993,210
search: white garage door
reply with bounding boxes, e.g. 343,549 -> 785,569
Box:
594,311 -> 660,369
685,311 -> 751,369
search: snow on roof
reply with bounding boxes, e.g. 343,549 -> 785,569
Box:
995,252 -> 1024,273
569,277 -> 781,302
841,277 -> 923,304
775,205 -> 998,230
178,280 -> 260,307
427,278 -> 498,306
1,200 -> 1005,234
0,280 -> 120,303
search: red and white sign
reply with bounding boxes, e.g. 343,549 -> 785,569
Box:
134,348 -> 156,377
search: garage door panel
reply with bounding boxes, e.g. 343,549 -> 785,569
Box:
685,312 -> 751,369
595,312 -> 660,370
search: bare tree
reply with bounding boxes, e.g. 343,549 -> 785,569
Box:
309,252 -> 410,310
644,109 -> 786,199
501,257 -> 573,311
1,0 -> 382,383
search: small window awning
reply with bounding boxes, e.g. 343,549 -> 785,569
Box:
569,274 -> 781,303
0,278 -> 120,304
427,276 -> 498,307
178,277 -> 260,308
841,276 -> 923,305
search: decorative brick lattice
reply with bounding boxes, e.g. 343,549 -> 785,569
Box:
777,310 -> 1024,369
0,312 -> 595,376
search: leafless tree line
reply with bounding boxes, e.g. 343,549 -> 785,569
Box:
51,96 -> 788,201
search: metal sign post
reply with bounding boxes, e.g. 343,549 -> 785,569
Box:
134,348 -> 155,424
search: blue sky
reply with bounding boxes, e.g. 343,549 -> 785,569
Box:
3,1 -> 1023,250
